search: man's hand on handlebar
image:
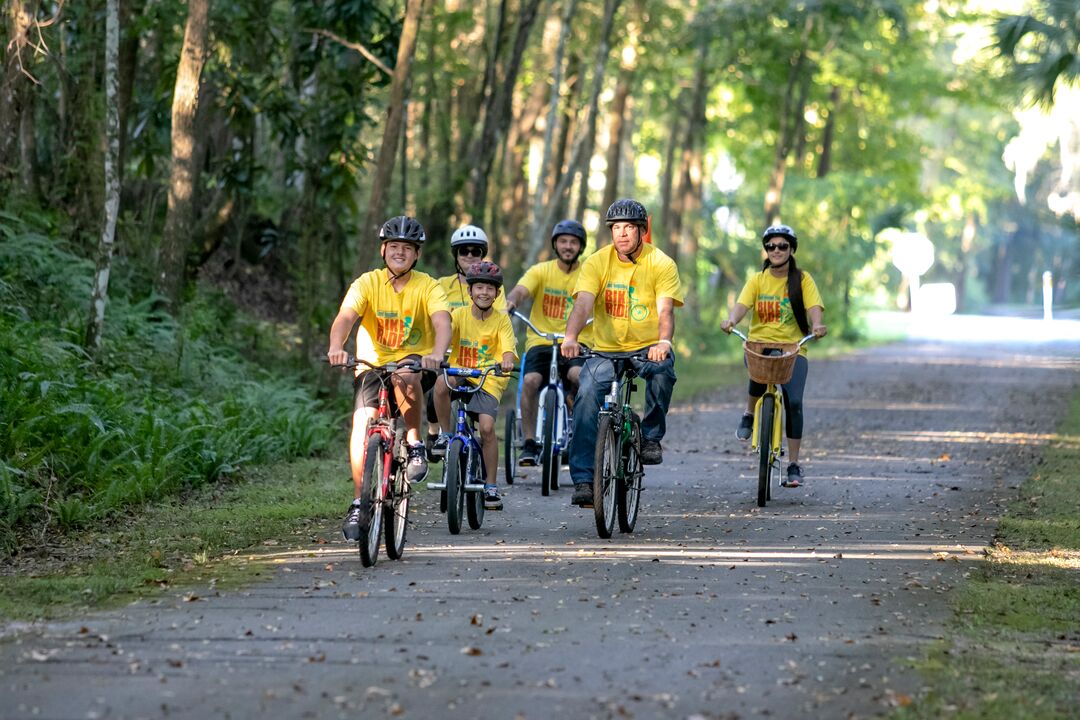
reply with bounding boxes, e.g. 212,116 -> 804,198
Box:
326,348 -> 351,369
647,341 -> 671,363
420,352 -> 443,371
560,338 -> 580,359
812,323 -> 828,338
719,319 -> 735,334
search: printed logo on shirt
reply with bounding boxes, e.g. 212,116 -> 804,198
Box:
542,290 -> 568,319
604,283 -> 629,319
756,296 -> 791,324
375,313 -> 416,348
457,344 -> 479,368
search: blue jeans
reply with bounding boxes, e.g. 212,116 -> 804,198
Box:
568,350 -> 677,486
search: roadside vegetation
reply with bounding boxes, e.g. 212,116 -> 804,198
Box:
897,390 -> 1080,719
0,208 -> 337,559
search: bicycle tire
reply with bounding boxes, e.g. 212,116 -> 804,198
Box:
383,464 -> 409,560
617,412 -> 642,533
466,443 -> 485,530
540,391 -> 559,496
359,435 -> 385,567
757,395 -> 775,508
503,410 -> 517,485
593,414 -> 618,539
445,438 -> 466,535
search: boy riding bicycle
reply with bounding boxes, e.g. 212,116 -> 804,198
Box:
327,216 -> 451,541
560,199 -> 683,508
433,261 -> 518,510
504,219 -> 593,466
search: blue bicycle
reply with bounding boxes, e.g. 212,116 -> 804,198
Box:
429,366 -> 510,534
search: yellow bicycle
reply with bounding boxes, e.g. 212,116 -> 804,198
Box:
730,328 -> 815,507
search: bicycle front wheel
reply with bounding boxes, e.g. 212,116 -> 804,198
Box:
359,435 -> 386,567
445,438 -> 466,535
540,391 -> 559,496
466,444 -> 485,530
757,395 -> 775,508
503,409 -> 518,485
383,465 -> 409,560
617,412 -> 642,533
593,414 -> 618,538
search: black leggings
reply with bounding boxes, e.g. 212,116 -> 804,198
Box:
748,354 -> 808,439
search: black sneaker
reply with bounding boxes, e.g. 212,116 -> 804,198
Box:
406,443 -> 429,484
431,432 -> 451,458
640,438 -> 663,465
519,438 -> 540,466
736,413 -> 754,441
783,463 -> 804,488
341,500 -> 363,541
483,485 -> 503,510
571,483 -> 594,507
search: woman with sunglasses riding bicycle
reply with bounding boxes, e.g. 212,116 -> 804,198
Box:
720,224 -> 827,489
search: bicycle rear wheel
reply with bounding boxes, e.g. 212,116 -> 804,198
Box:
445,438 -> 466,535
617,412 -> 642,533
383,465 -> 409,560
540,391 -> 559,496
757,395 -> 775,507
466,444 -> 485,530
503,409 -> 518,485
359,435 -> 385,567
593,414 -> 618,538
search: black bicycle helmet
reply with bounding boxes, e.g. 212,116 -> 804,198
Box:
605,198 -> 649,227
464,260 -> 504,289
762,224 -> 798,252
379,215 -> 427,246
550,219 -> 586,259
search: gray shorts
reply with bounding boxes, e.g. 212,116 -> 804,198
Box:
453,383 -> 499,418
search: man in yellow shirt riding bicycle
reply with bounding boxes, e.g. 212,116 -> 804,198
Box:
327,216 -> 451,541
504,219 -> 593,466
560,199 -> 683,508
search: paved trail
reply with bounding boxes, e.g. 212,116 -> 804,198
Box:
3,340 -> 1078,720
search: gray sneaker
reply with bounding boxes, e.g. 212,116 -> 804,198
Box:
783,463 -> 804,488
406,443 -> 429,484
431,432 -> 451,458
736,413 -> 754,441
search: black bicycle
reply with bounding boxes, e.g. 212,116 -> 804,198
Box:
581,349 -> 647,538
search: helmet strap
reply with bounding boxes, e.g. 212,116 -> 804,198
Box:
382,245 -> 417,283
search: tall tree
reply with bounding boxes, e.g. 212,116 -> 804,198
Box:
354,0 -> 423,276
86,0 -> 121,351
156,0 -> 212,310
0,0 -> 35,184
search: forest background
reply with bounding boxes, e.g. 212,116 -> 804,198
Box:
1,0 -> 1078,549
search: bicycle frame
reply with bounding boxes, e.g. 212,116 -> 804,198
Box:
427,366 -> 503,492
510,311 -> 570,455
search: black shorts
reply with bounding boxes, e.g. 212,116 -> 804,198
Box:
353,356 -> 436,411
523,345 -> 585,382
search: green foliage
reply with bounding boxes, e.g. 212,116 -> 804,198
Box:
0,210 -> 335,554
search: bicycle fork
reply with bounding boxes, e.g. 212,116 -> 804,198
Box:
750,388 -> 785,461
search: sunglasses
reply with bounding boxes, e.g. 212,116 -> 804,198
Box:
457,246 -> 484,257
764,242 -> 790,252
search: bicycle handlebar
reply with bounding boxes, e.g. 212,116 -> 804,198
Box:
579,348 -> 651,363
509,309 -> 593,343
324,356 -> 427,373
726,328 -> 816,349
440,365 -> 516,392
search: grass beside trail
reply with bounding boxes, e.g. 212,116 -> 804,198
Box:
0,457 -> 345,621
896,390 -> 1080,719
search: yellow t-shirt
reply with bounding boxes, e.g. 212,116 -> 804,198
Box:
736,269 -> 824,355
449,306 -> 518,401
342,269 -> 450,365
516,260 -> 594,350
437,274 -> 507,312
573,243 -> 684,352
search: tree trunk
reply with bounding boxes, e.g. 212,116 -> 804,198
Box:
764,21 -> 813,227
156,0 -> 211,310
0,0 -> 34,184
525,0 -> 578,262
549,51 -> 581,223
117,0 -> 144,183
956,210 -> 976,312
467,0 -> 544,223
353,0 -> 423,276
600,60 -> 633,214
18,87 -> 36,196
86,0 -> 121,351
532,0 -> 621,265
816,85 -> 839,178
657,96 -> 684,255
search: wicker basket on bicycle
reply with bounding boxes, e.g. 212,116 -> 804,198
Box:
743,341 -> 800,385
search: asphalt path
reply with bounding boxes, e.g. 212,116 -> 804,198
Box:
3,337 -> 1078,720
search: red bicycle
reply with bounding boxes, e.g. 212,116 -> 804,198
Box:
336,357 -> 425,567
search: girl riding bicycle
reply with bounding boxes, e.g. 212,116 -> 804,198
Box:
720,224 -> 827,488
